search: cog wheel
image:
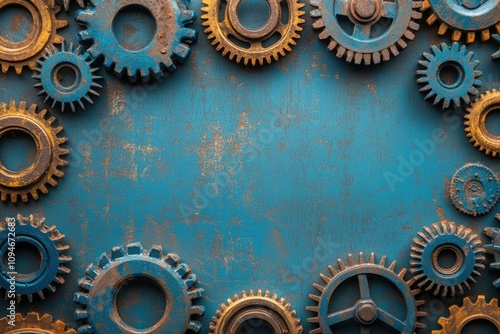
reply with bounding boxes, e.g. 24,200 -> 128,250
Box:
307,252 -> 426,334
483,215 -> 500,287
465,89 -> 500,157
0,0 -> 68,74
201,0 -> 305,65
0,101 -> 69,203
431,295 -> 500,333
410,220 -> 485,297
0,312 -> 76,333
310,0 -> 422,65
450,163 -> 500,216
493,34 -> 500,59
50,0 -> 85,11
76,0 -> 197,83
421,0 -> 500,43
33,42 -> 103,112
209,289 -> 303,334
74,242 -> 204,333
0,214 -> 72,303
416,42 -> 482,110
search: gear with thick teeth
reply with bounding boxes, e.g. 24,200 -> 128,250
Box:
417,42 -> 482,110
0,214 -> 72,303
465,89 -> 500,157
201,0 -> 305,66
0,101 -> 69,203
483,215 -> 500,288
74,242 -> 204,333
421,0 -> 500,43
76,0 -> 197,82
410,220 -> 485,297
307,252 -> 426,334
309,0 -> 422,65
431,295 -> 500,333
0,312 -> 76,333
209,290 -> 303,334
33,42 -> 103,112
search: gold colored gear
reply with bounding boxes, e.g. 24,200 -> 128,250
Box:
0,312 -> 77,333
201,0 -> 305,65
209,289 -> 303,334
0,0 -> 68,74
432,295 -> 500,333
0,101 -> 69,203
464,89 -> 500,157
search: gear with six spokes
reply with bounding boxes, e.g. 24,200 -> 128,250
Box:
0,312 -> 76,334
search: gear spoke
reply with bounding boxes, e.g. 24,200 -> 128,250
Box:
381,1 -> 397,19
377,308 -> 405,331
352,24 -> 372,40
327,307 -> 356,326
358,274 -> 371,300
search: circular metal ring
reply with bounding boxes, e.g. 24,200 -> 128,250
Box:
227,0 -> 281,39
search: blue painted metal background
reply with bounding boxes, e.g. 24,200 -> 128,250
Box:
1,1 -> 500,333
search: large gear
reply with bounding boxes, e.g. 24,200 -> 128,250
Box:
465,89 -> 500,157
76,0 -> 197,83
307,252 -> 426,334
0,312 -> 76,333
74,242 -> 204,333
449,163 -> 500,216
209,290 -> 303,334
310,0 -> 422,65
201,0 -> 305,65
33,42 -> 102,112
416,42 -> 482,110
0,214 -> 72,303
421,0 -> 500,43
410,220 -> 485,297
0,101 -> 69,203
0,0 -> 67,74
431,295 -> 500,333
483,215 -> 500,288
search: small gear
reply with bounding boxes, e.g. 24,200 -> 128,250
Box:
76,0 -> 197,82
421,0 -> 500,43
33,42 -> 103,112
307,252 -> 426,334
493,34 -> 500,59
431,295 -> 500,333
201,0 -> 305,65
416,42 -> 482,109
50,0 -> 85,11
310,0 -> 422,65
0,101 -> 69,203
0,312 -> 76,333
209,290 -> 303,334
74,242 -> 204,333
465,89 -> 500,157
483,215 -> 500,287
410,220 -> 485,297
450,163 -> 500,216
0,0 -> 67,74
0,214 -> 72,303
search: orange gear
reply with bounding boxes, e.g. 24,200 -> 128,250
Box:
0,312 -> 76,333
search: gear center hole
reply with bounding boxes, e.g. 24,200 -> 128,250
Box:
52,63 -> 81,92
433,245 -> 465,275
438,62 -> 464,89
0,4 -> 34,44
236,0 -> 272,31
2,241 -> 42,278
485,107 -> 500,137
112,5 -> 157,52
236,319 -> 275,334
462,319 -> 500,333
0,130 -> 37,173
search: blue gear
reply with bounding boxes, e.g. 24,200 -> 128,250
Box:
493,34 -> 500,59
410,220 -> 485,297
450,163 -> 500,216
73,242 -> 204,334
33,43 -> 102,112
307,252 -> 426,334
417,42 -> 482,109
76,0 -> 197,83
484,215 -> 500,288
0,215 -> 72,303
309,0 -> 422,65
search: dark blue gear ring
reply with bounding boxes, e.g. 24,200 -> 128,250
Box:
73,242 -> 204,333
0,215 -> 72,303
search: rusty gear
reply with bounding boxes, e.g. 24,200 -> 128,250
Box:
209,290 -> 303,334
0,0 -> 68,74
431,295 -> 500,333
465,89 -> 500,157
0,312 -> 76,333
50,0 -> 85,11
0,101 -> 69,203
201,0 -> 305,65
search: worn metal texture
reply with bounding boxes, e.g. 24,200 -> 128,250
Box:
0,1 -> 500,333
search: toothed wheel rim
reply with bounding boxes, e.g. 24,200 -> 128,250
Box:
49,0 -> 86,11
0,312 -> 76,333
74,242 -> 204,333
0,215 -> 72,303
307,252 -> 426,334
416,42 -> 482,110
410,220 -> 485,297
209,290 -> 303,334
483,216 -> 500,288
0,101 -> 69,203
